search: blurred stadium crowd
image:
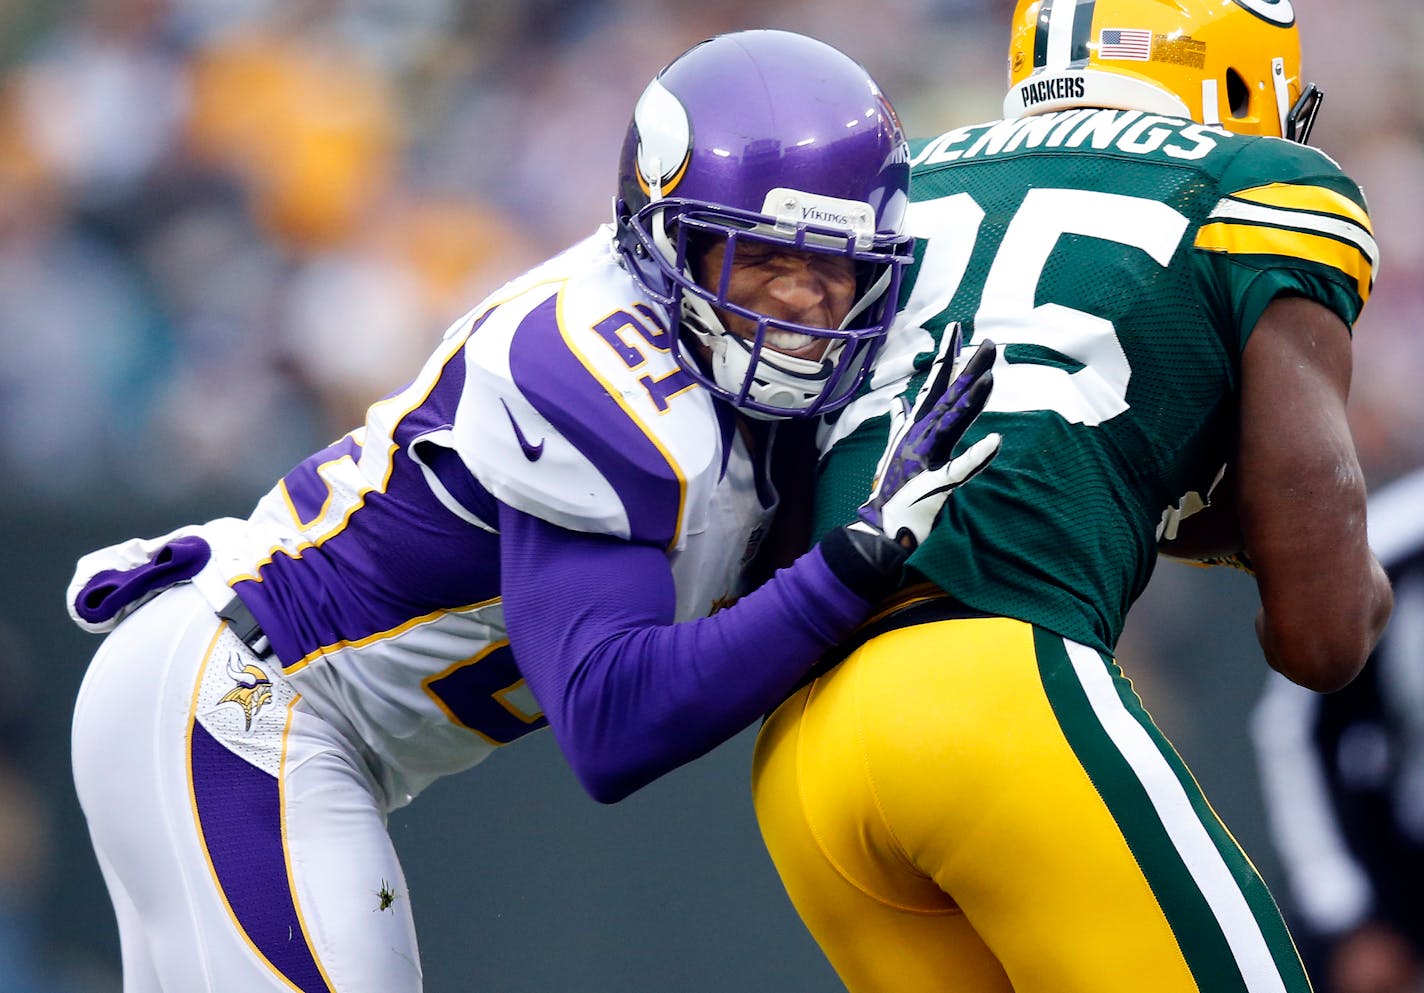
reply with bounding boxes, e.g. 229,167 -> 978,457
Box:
0,0 -> 1006,507
2,0 -> 1420,505
1,0 -> 1422,989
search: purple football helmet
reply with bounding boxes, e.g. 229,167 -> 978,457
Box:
614,30 -> 914,418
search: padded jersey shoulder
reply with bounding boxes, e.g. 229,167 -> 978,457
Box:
1192,133 -> 1378,344
453,230 -> 733,548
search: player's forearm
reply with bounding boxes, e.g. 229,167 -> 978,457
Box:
1243,438 -> 1390,690
1254,553 -> 1390,692
499,506 -> 874,803
1238,297 -> 1391,691
560,547 -> 870,803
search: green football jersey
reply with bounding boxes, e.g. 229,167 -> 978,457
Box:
814,108 -> 1377,653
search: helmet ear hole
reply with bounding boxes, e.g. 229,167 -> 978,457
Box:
1225,69 -> 1252,119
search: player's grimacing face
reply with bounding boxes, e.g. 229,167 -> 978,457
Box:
696,239 -> 855,361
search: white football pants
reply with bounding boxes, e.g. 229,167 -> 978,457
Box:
71,584 -> 423,992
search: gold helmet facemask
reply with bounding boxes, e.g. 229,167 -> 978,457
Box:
1005,0 -> 1323,143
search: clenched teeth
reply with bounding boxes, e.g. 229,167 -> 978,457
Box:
763,329 -> 818,353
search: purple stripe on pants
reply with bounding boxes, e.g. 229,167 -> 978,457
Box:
190,720 -> 333,993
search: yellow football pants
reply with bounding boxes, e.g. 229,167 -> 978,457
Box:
752,615 -> 1310,993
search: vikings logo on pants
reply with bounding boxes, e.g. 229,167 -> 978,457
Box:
218,656 -> 274,731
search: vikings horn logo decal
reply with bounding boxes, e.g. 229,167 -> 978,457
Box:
633,78 -> 692,199
219,653 -> 274,731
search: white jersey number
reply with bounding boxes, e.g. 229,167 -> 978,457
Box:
903,188 -> 1189,427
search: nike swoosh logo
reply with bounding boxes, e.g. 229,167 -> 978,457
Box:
501,399 -> 545,462
908,483 -> 954,505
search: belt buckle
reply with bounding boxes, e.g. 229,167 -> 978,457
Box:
217,596 -> 272,658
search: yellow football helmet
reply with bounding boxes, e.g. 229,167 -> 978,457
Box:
1005,0 -> 1322,142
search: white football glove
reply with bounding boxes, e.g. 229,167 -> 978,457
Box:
849,324 -> 1000,550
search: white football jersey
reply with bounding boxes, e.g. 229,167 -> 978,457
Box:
73,228 -> 779,806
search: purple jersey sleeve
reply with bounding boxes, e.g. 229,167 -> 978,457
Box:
498,500 -> 872,803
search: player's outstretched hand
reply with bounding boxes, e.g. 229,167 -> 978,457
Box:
816,324 -> 1000,606
851,324 -> 1000,550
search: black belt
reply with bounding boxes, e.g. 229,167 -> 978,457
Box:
217,595 -> 272,658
